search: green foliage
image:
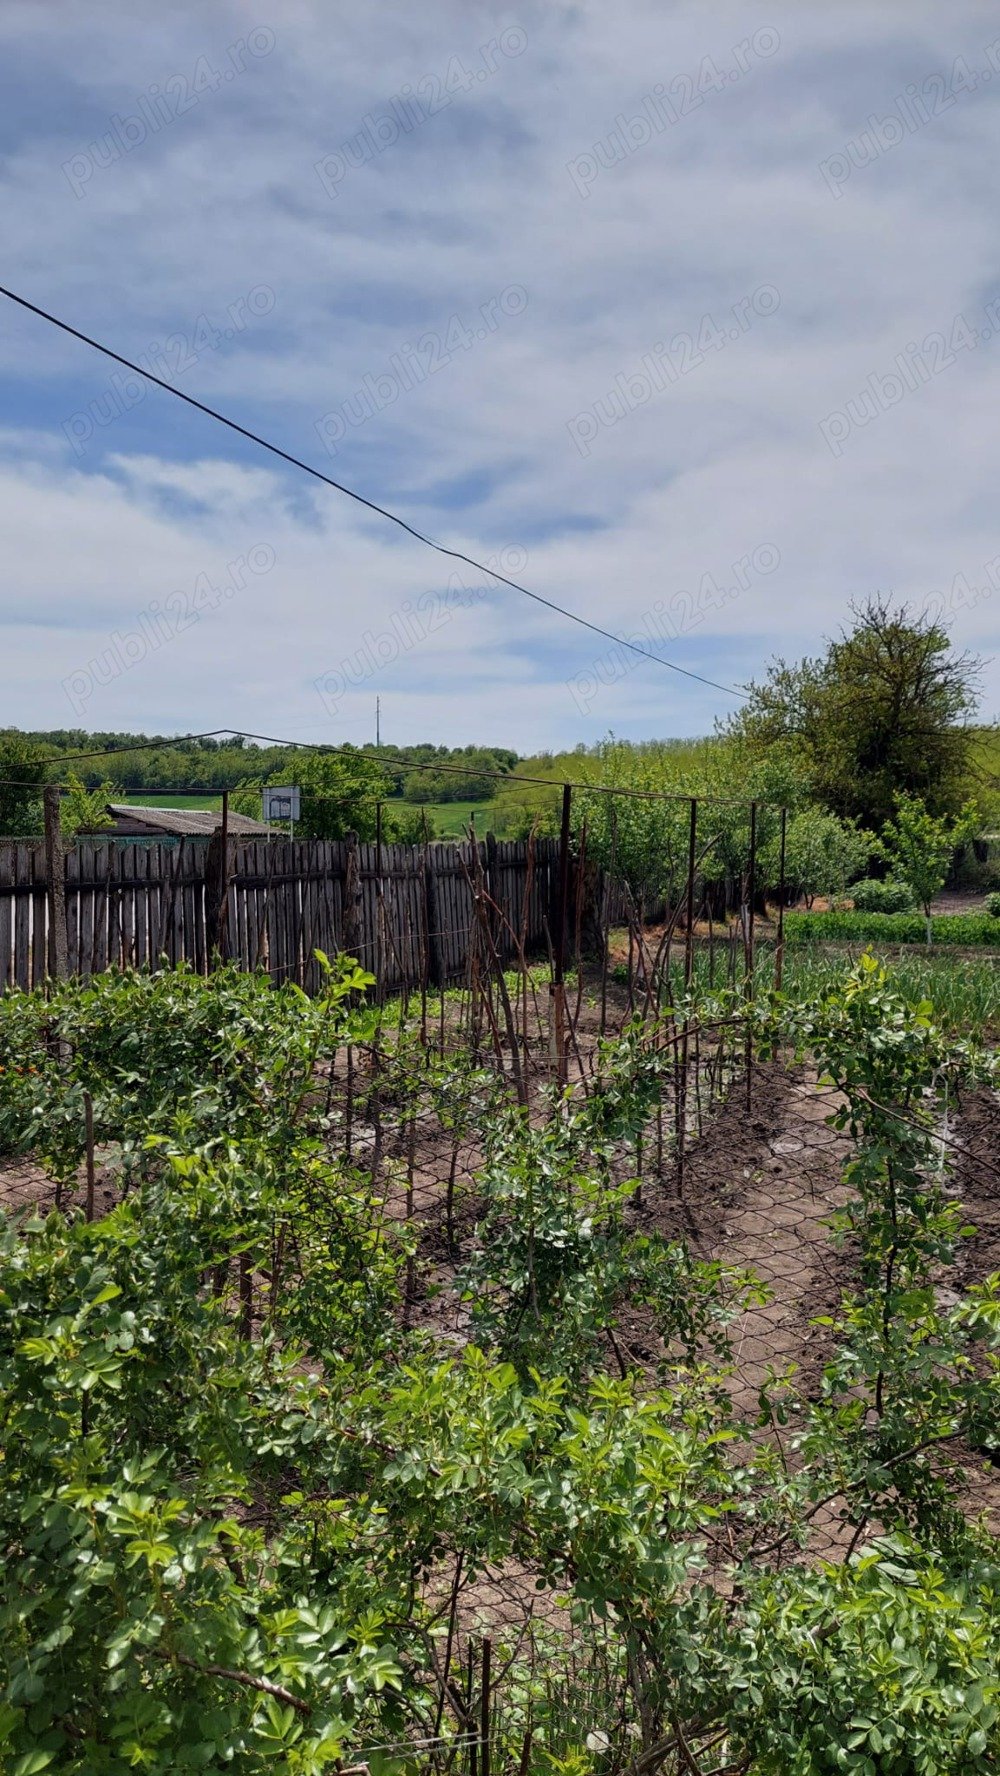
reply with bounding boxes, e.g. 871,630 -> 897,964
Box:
285,750 -> 392,841
986,891 -> 1000,918
383,804 -> 436,843
400,749 -> 504,804
785,909 -> 1000,944
3,955 -> 1000,1769
0,954 -> 374,1188
0,731 -> 49,837
772,805 -> 873,906
461,1046 -> 757,1382
572,734 -> 807,907
12,731 -> 518,809
59,771 -> 120,837
726,596 -> 981,827
850,876 -> 917,913
878,791 -> 980,921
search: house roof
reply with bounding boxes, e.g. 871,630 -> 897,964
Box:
106,804 -> 271,838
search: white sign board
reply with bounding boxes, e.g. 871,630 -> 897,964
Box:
263,786 -> 301,824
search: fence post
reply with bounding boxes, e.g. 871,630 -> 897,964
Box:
775,806 -> 787,991
374,802 -> 385,1004
677,797 -> 698,1199
480,1635 -> 492,1776
204,790 -> 231,966
745,800 -> 757,1114
550,784 -> 572,1088
84,1089 -> 96,1222
343,831 -> 362,962
683,796 -> 698,991
423,843 -> 443,990
43,784 -> 68,983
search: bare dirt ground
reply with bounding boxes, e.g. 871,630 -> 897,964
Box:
949,1087 -> 1000,1527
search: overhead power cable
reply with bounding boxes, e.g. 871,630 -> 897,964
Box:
0,282 -> 746,700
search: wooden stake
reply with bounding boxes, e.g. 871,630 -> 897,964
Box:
84,1089 -> 95,1221
43,784 -> 68,982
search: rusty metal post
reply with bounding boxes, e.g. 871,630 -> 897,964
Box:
480,1635 -> 492,1776
600,801 -> 619,1039
745,800 -> 757,1114
374,800 -> 384,1005
683,796 -> 697,991
677,798 -> 698,1198
775,805 -> 787,991
550,784 -> 572,1087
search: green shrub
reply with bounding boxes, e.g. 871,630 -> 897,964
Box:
786,909 -> 1000,945
850,877 -> 916,914
985,891 -> 1000,918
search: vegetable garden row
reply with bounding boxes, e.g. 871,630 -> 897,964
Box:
2,938 -> 1000,1774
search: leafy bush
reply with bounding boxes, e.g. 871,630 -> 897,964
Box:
986,891 -> 1000,918
850,876 -> 916,913
786,909 -> 1000,945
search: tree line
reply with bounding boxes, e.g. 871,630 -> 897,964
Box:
0,735 -> 518,840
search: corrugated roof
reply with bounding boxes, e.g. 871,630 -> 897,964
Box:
107,804 -> 270,837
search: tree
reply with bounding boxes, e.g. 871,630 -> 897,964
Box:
59,773 -> 119,838
725,598 -> 980,829
878,790 -> 979,940
268,750 -> 391,841
772,805 -> 873,908
0,732 -> 49,836
384,805 -> 436,844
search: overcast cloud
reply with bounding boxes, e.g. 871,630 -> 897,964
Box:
1,0 -> 999,748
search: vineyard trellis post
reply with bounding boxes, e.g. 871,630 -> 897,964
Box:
84,1089 -> 96,1222
677,796 -> 698,1198
550,783 -> 573,1088
744,799 -> 757,1114
479,1634 -> 492,1776
776,805 -> 787,991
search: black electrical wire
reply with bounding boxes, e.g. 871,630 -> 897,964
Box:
0,282 -> 747,700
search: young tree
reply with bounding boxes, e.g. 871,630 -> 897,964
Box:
724,598 -> 980,828
240,750 -> 392,841
59,773 -> 119,838
879,791 -> 979,941
773,805 -> 872,908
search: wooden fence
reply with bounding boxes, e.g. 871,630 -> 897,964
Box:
0,833 -> 595,997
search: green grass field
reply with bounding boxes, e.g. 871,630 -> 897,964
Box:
120,794 -> 490,835
122,793 -> 222,811
399,800 -> 489,838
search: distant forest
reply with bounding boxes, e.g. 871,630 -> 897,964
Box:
14,733 -> 520,804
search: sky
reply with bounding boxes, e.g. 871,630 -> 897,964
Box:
2,0 -> 1000,753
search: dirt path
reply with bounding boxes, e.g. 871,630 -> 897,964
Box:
948,1087 -> 1000,1526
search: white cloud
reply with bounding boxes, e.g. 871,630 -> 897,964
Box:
1,0 -> 1000,745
